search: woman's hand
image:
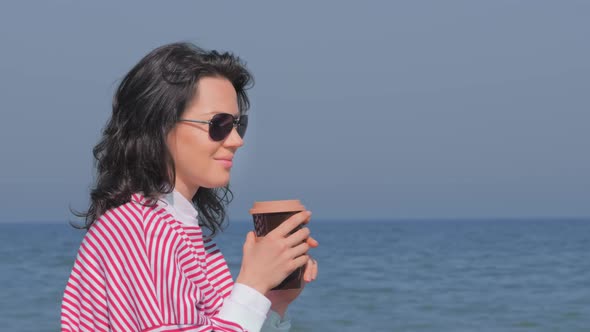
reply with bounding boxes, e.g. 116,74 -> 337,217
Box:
266,256 -> 319,318
236,211 -> 316,295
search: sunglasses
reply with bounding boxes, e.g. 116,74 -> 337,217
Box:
179,113 -> 248,142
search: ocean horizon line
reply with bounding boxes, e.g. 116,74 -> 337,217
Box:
1,216 -> 589,225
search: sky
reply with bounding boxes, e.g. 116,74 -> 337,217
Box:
0,1 -> 588,222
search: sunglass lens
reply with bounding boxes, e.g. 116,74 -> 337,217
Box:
210,113 -> 234,141
237,115 -> 248,138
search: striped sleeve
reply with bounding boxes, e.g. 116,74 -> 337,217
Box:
61,200 -> 250,332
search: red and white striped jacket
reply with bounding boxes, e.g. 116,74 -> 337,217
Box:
61,193 -> 266,332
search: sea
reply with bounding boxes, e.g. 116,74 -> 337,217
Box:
1,219 -> 589,332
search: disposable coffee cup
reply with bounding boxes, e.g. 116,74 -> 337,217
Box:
249,200 -> 306,290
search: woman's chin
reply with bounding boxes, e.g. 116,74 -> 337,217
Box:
201,176 -> 230,189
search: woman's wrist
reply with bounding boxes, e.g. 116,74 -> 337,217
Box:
235,274 -> 269,295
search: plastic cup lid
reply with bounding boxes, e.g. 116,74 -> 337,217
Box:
249,200 -> 305,215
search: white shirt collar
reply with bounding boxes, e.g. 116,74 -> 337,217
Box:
161,190 -> 199,226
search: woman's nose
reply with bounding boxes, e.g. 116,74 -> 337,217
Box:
223,126 -> 244,148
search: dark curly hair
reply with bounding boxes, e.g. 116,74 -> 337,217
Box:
74,42 -> 253,236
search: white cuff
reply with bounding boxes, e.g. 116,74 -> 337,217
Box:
261,310 -> 292,332
217,283 -> 271,332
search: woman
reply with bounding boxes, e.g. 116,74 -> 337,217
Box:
61,42 -> 318,332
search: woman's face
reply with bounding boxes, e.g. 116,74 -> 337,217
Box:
167,76 -> 244,199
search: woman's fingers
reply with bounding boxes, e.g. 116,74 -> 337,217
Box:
292,254 -> 309,270
288,241 -> 310,259
304,257 -> 318,282
271,211 -> 311,237
304,258 -> 311,282
285,227 -> 311,247
306,236 -> 319,248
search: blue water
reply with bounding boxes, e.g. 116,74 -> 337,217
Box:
1,219 -> 589,331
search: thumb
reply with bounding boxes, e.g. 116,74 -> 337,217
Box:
243,231 -> 256,250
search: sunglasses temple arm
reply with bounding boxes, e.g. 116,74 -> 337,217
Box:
178,119 -> 211,125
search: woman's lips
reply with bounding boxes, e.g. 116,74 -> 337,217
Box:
216,159 -> 233,168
